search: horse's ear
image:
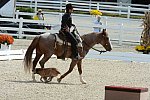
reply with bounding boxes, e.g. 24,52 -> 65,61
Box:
102,29 -> 106,33
102,29 -> 107,35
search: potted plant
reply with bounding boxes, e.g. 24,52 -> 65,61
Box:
0,34 -> 14,50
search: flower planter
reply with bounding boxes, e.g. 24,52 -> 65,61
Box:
135,45 -> 150,54
0,34 -> 14,50
0,43 -> 11,51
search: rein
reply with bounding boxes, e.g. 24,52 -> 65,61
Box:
74,26 -> 106,54
82,41 -> 106,54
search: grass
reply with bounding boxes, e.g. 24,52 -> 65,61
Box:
44,9 -> 144,19
102,13 -> 144,19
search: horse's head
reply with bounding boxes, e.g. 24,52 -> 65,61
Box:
97,29 -> 112,51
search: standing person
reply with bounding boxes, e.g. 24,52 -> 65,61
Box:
33,9 -> 44,20
60,3 -> 82,60
33,9 -> 45,29
93,15 -> 102,32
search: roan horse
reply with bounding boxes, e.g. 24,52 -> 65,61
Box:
24,29 -> 112,84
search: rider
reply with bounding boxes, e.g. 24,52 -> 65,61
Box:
61,3 -> 82,60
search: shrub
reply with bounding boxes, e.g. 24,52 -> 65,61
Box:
16,7 -> 34,19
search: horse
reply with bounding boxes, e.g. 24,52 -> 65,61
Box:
24,29 -> 112,84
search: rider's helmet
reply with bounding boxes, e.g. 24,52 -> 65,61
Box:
66,3 -> 73,12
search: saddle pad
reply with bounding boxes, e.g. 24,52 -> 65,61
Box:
54,34 -> 82,47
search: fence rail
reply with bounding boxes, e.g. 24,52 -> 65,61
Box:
0,14 -> 143,45
16,0 -> 150,18
0,0 -> 146,45
0,17 -> 59,38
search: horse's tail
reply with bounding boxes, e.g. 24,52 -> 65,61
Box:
24,36 -> 40,73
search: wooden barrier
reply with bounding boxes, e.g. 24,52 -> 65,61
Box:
105,86 -> 148,100
0,49 -> 56,61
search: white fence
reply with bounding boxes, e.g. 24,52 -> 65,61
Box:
0,0 -> 146,61
0,17 -> 59,38
0,14 -> 143,45
0,49 -> 27,61
16,0 -> 150,18
0,0 -> 146,46
0,48 -> 56,61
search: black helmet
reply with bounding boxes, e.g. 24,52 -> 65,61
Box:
66,3 -> 73,11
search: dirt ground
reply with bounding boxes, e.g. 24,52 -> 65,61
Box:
0,39 -> 149,100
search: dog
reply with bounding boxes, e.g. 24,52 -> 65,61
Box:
34,68 -> 61,83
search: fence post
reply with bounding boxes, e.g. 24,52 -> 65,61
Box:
18,17 -> 23,39
59,13 -> 63,24
34,0 -> 37,13
148,4 -> 150,10
7,45 -> 11,60
15,10 -> 19,20
104,17 -> 108,28
89,0 -> 91,10
119,2 -> 122,15
66,0 -> 68,4
97,3 -> 99,10
119,23 -> 123,46
30,0 -> 33,8
60,0 -> 63,12
127,6 -> 131,19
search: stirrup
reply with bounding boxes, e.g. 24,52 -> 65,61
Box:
73,56 -> 83,60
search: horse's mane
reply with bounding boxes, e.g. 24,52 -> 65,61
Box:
81,32 -> 97,38
81,32 -> 99,43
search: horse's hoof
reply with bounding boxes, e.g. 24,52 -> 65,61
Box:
81,80 -> 87,84
57,78 -> 61,83
44,80 -> 49,83
33,79 -> 36,82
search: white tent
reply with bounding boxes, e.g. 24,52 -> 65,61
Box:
117,0 -> 131,3
0,0 -> 15,17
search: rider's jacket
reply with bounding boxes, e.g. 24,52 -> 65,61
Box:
61,13 -> 72,30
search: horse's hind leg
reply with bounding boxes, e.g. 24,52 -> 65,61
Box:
33,53 -> 42,71
77,60 -> 86,84
39,52 -> 53,68
57,60 -> 78,83
32,53 -> 42,82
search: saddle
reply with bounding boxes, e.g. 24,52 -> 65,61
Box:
53,30 -> 82,60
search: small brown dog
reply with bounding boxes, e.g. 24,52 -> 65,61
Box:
34,68 -> 60,83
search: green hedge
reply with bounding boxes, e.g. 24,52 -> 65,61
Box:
16,7 -> 34,19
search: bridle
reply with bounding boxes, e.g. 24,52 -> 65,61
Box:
73,26 -> 107,54
82,41 -> 106,54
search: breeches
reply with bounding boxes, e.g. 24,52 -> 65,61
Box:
65,32 -> 78,57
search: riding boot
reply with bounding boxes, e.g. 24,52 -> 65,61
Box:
72,45 -> 83,60
64,31 -> 82,60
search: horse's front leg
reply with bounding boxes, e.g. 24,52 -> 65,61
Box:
77,60 -> 86,84
57,60 -> 78,83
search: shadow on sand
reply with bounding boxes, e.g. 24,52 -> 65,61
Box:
6,80 -> 79,85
